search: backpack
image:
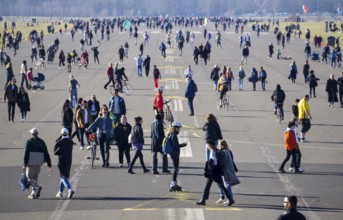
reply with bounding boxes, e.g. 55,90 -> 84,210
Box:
260,70 -> 266,79
193,82 -> 198,92
238,70 -> 246,79
162,135 -> 173,154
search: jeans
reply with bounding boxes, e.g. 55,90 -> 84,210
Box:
212,80 -> 218,90
205,140 -> 218,160
137,65 -> 142,76
69,89 -> 77,108
21,73 -> 28,89
170,154 -> 179,182
202,175 -> 232,201
219,177 -> 234,199
239,78 -> 244,90
152,151 -> 168,172
261,79 -> 266,91
187,96 -> 195,115
59,177 -> 72,192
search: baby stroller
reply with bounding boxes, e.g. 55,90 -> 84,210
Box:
311,51 -> 320,62
32,72 -> 45,90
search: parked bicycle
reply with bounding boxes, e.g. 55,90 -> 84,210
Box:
163,99 -> 174,127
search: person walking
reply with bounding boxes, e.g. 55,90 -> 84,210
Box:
127,116 -> 150,174
91,46 -> 100,64
26,67 -> 33,90
104,62 -> 115,90
249,67 -> 259,91
134,55 -> 143,77
58,50 -> 65,69
325,74 -> 338,108
143,55 -> 151,77
152,65 -> 161,89
226,66 -> 234,91
202,114 -> 223,160
240,44 -> 249,64
267,42 -> 274,59
216,140 -> 239,205
4,78 -> 18,123
56,99 -> 74,142
68,75 -> 80,108
22,128 -> 52,199
5,62 -> 14,88
87,106 -> 114,167
153,86 -> 164,117
17,86 -> 30,122
54,128 -> 75,199
108,88 -> 126,124
195,141 -> 234,206
259,66 -> 267,91
113,115 -> 132,167
20,60 -> 28,89
185,76 -> 197,116
288,60 -> 298,84
150,113 -> 169,174
118,45 -> 125,64
276,196 -> 306,220
237,65 -> 246,91
210,65 -> 220,91
303,60 -> 310,83
76,100 -> 93,150
279,121 -> 302,174
337,71 -> 343,107
298,95 -> 312,142
308,70 -> 320,98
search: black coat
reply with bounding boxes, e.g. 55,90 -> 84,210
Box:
326,78 -> 338,102
54,138 -> 73,178
17,92 -> 30,112
202,120 -> 223,142
150,119 -> 165,152
113,122 -> 132,146
62,107 -> 73,128
276,208 -> 306,220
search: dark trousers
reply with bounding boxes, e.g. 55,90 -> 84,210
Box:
290,149 -> 301,169
129,150 -> 147,171
339,89 -> 343,105
170,154 -> 179,182
59,60 -> 65,67
21,73 -> 28,89
194,56 -> 198,64
145,67 -> 150,77
7,102 -> 15,121
279,150 -> 297,170
152,151 -> 168,172
309,86 -> 316,97
99,134 -> 110,165
70,121 -> 80,142
94,55 -> 99,64
118,143 -> 131,164
202,176 -> 231,200
187,96 -> 195,115
79,124 -> 90,147
104,77 -> 115,89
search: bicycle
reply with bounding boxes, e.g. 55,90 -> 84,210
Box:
86,133 -> 99,168
275,103 -> 284,124
110,80 -> 132,96
163,99 -> 174,127
77,57 -> 88,69
217,92 -> 229,110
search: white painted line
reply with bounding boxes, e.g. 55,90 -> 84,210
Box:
174,80 -> 179,89
151,31 -> 160,34
178,99 -> 183,112
173,99 -> 178,111
165,208 -> 204,220
179,131 -> 192,157
165,81 -> 172,90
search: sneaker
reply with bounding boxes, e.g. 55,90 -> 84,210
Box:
68,190 -> 75,199
86,145 -> 92,150
153,171 -> 159,175
298,167 -> 304,172
56,192 -> 64,198
216,198 -> 225,204
119,164 -> 123,168
295,169 -> 304,174
301,138 -> 308,143
223,200 -> 230,204
143,169 -> 150,173
227,200 -> 235,206
278,168 -> 286,173
162,170 -> 171,173
80,146 -> 84,150
288,167 -> 295,173
35,186 -> 42,198
28,194 -> 36,199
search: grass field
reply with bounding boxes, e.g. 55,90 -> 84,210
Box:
0,20 -> 70,48
276,21 -> 342,44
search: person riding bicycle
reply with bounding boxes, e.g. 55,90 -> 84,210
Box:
153,86 -> 164,119
115,67 -> 128,93
271,84 -> 286,120
217,72 -> 229,107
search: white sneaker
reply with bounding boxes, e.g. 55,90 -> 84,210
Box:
68,190 -> 75,199
86,145 -> 92,150
56,192 -> 64,198
28,193 -> 36,199
223,200 -> 230,204
298,167 -> 304,172
119,164 -> 123,167
216,198 -> 225,204
80,146 -> 84,150
288,167 -> 295,173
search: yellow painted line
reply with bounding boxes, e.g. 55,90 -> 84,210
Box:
205,207 -> 242,211
193,132 -> 202,138
159,66 -> 184,69
163,95 -> 187,100
123,208 -> 158,211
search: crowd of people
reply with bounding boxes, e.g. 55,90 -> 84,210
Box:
2,16 -> 342,218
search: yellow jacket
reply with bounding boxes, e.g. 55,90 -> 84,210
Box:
298,98 -> 310,119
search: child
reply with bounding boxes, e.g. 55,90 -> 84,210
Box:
291,99 -> 300,118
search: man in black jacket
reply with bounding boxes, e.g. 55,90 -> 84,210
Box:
277,195 -> 306,220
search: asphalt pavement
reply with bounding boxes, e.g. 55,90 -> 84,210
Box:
0,22 -> 342,220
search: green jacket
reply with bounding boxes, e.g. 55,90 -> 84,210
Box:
23,136 -> 51,167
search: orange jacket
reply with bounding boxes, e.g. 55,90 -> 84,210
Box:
284,129 -> 298,151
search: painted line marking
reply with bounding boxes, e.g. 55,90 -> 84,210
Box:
123,208 -> 158,211
179,131 -> 192,157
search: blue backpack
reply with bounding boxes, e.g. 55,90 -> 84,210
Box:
162,135 -> 173,154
